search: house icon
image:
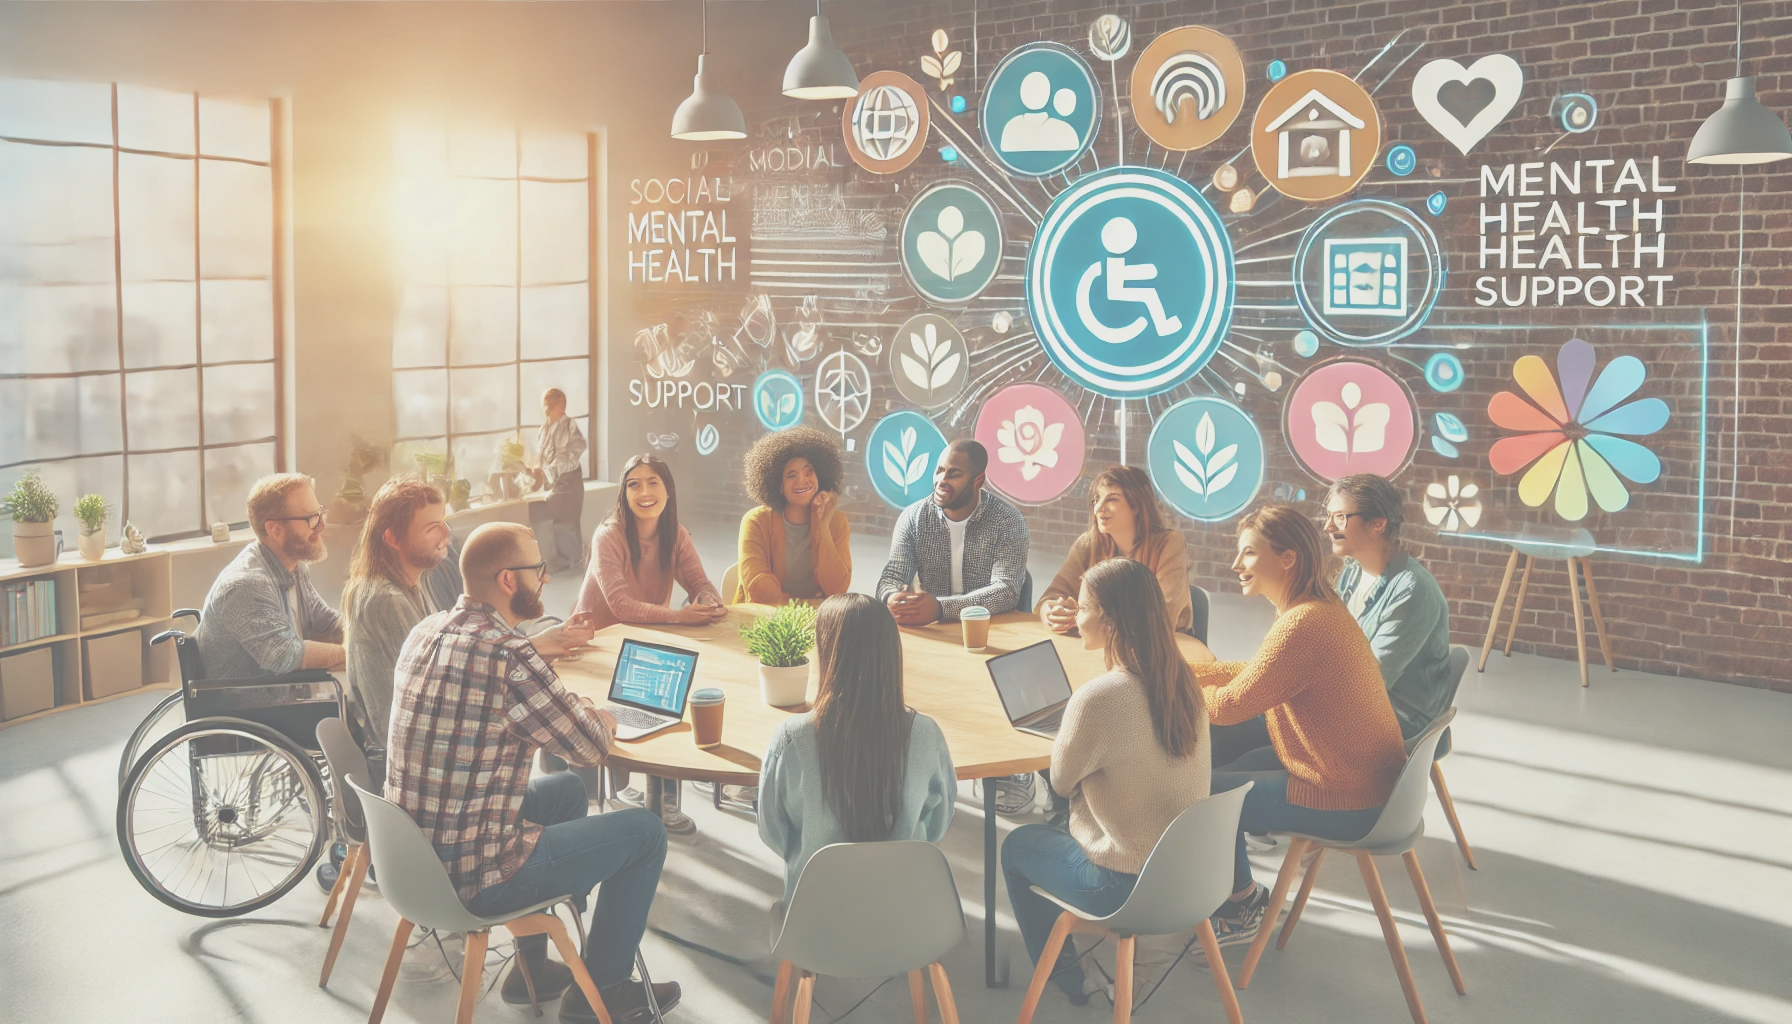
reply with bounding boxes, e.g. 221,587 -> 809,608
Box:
1264,90 -> 1366,179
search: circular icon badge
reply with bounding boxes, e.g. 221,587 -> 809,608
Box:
1291,199 -> 1443,347
980,42 -> 1101,177
1147,397 -> 1266,522
695,422 -> 720,456
900,181 -> 1004,305
752,369 -> 804,431
1128,26 -> 1247,152
975,383 -> 1087,505
891,314 -> 970,410
865,410 -> 949,509
843,71 -> 930,174
1025,165 -> 1234,397
1283,358 -> 1419,483
1424,352 -> 1464,393
1251,69 -> 1382,202
815,350 -> 872,431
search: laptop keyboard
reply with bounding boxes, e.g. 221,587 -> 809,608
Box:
1028,706 -> 1065,732
607,704 -> 671,731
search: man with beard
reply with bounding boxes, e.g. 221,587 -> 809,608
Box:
196,473 -> 346,678
876,438 -> 1031,625
387,522 -> 678,1023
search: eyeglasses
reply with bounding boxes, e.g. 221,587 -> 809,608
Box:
272,507 -> 327,530
1317,511 -> 1362,528
497,561 -> 548,579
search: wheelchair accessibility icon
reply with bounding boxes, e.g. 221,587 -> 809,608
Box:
1026,166 -> 1233,397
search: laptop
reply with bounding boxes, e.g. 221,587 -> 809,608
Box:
604,639 -> 700,740
986,640 -> 1075,739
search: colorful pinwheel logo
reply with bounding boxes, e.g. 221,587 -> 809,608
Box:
1488,338 -> 1667,521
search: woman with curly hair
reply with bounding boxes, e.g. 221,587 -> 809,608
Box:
735,426 -> 852,604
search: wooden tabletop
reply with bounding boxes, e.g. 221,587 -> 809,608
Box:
554,606 -> 1216,786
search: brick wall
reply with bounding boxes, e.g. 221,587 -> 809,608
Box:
684,0 -> 1791,689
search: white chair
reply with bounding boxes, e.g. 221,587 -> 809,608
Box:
1017,783 -> 1252,1024
769,840 -> 967,1024
315,718 -> 373,988
1237,709 -> 1465,1024
347,779 -> 613,1024
1419,647 -> 1477,869
720,562 -> 740,605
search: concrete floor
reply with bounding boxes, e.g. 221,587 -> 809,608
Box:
3,520 -> 1790,1023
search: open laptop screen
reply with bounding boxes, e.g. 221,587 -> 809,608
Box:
608,639 -> 699,716
986,640 -> 1074,724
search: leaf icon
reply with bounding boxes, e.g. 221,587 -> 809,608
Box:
948,231 -> 985,278
883,441 -> 907,487
1195,412 -> 1216,457
931,29 -> 948,53
930,352 -> 961,389
1312,401 -> 1350,453
1352,403 -> 1391,454
1173,418 -> 1241,500
942,51 -> 962,76
1208,462 -> 1239,494
1209,443 -> 1238,476
1173,440 -> 1208,495
777,393 -> 796,418
760,389 -> 775,419
900,426 -> 917,460
901,351 -> 931,390
905,451 -> 930,488
920,54 -> 942,79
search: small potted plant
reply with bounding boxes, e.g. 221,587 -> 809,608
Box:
3,472 -> 61,567
74,493 -> 110,560
740,601 -> 818,707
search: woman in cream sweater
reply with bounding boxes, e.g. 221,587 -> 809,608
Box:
735,426 -> 852,605
1000,557 -> 1210,1005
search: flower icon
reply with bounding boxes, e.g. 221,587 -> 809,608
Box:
1312,381 -> 1390,457
899,321 -> 963,397
1488,338 -> 1667,520
915,205 -> 987,282
996,405 -> 1064,481
1423,475 -> 1482,532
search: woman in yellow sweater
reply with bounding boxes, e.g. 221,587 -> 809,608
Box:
1195,504 -> 1406,947
735,426 -> 852,605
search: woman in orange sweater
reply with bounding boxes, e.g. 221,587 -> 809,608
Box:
1195,504 -> 1406,947
735,426 -> 852,605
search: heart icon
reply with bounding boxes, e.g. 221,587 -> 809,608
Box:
1411,54 -> 1523,155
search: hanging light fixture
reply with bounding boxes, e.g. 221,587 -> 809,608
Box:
1687,1 -> 1792,164
782,0 -> 859,100
671,0 -> 747,141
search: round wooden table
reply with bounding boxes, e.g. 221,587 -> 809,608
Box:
555,605 -> 1214,987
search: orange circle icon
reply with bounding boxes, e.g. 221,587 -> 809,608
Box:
843,71 -> 931,175
1250,69 -> 1381,202
1128,26 -> 1246,152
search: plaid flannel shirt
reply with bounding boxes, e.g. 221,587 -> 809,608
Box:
386,596 -> 613,901
875,489 -> 1031,621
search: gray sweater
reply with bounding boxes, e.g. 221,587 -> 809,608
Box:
757,711 -> 956,902
344,576 -> 433,750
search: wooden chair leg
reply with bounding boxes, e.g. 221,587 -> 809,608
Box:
1581,559 -> 1616,672
791,971 -> 816,1024
319,842 -> 369,986
927,962 -> 961,1024
1277,846 -> 1328,950
1017,911 -> 1076,1024
455,930 -> 490,1024
542,916 -> 612,1024
1478,549 -> 1519,671
771,960 -> 794,1024
1503,556 -> 1535,656
1355,852 -> 1427,1024
1112,936 -> 1136,1024
908,968 -> 928,1024
515,947 -> 543,1017
1566,558 -> 1590,687
1402,850 -> 1466,995
1239,837 -> 1310,988
1195,920 -> 1244,1024
368,919 -> 415,1024
1430,763 -> 1478,870
318,841 -> 353,927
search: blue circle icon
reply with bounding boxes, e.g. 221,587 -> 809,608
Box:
901,181 -> 1005,306
1427,191 -> 1448,216
981,42 -> 1101,177
1267,59 -> 1288,82
1292,198 -> 1444,348
1424,353 -> 1465,392
865,410 -> 949,509
1025,166 -> 1234,397
1293,330 -> 1320,358
752,369 -> 804,431
1147,397 -> 1265,522
1386,144 -> 1416,176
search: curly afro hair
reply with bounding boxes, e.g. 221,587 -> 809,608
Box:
744,426 -> 844,509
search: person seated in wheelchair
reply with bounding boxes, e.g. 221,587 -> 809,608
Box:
195,473 -> 346,682
387,522 -> 678,1024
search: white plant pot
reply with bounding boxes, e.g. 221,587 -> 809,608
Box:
12,520 -> 57,567
759,660 -> 811,707
78,527 -> 106,561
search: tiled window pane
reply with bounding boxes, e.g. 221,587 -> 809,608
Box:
392,178 -> 449,285
121,281 -> 197,369
118,85 -> 195,155
0,284 -> 118,375
393,369 -> 447,439
128,449 -> 202,538
125,367 -> 200,451
200,279 -> 274,362
448,285 -> 516,365
392,438 -> 447,481
521,181 -> 587,284
520,132 -> 587,180
453,429 -> 516,485
519,359 -> 589,425
449,364 -> 517,435
202,362 -> 276,444
118,153 -> 196,282
0,374 -> 122,463
520,283 -> 589,360
204,442 -> 275,526
393,286 -> 447,368
0,79 -> 113,145
447,177 -> 516,286
198,160 -> 273,278
197,97 -> 269,162
0,141 -> 117,284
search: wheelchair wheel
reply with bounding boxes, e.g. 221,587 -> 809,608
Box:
117,718 -> 328,917
118,690 -> 186,791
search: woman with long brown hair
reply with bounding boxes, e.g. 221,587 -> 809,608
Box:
1037,465 -> 1196,636
1001,557 -> 1210,1005
757,594 -> 955,903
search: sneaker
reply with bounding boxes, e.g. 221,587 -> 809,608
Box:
721,785 -> 758,811
1209,885 -> 1269,948
661,808 -> 697,837
503,957 -> 574,1006
560,979 -> 681,1024
994,774 -> 1035,817
315,860 -> 339,894
1244,832 -> 1279,853
611,786 -> 646,809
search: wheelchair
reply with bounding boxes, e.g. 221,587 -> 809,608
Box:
115,608 -> 344,917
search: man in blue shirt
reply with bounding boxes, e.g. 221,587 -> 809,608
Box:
876,439 -> 1030,625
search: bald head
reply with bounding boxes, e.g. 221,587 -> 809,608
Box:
461,522 -> 538,605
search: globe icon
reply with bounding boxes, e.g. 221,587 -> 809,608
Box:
854,84 -> 920,161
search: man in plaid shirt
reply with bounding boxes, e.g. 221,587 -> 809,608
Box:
388,522 -> 678,1023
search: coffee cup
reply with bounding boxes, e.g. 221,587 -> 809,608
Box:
960,605 -> 991,652
690,688 -> 726,747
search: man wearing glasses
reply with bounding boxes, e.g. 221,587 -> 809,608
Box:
195,473 -> 346,679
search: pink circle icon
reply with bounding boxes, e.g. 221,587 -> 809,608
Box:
975,383 -> 1087,505
1283,358 -> 1419,483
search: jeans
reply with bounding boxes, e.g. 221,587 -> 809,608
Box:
464,772 -> 668,987
1001,824 -> 1138,996
1211,749 -> 1382,894
1209,714 -> 1272,769
529,491 -> 584,574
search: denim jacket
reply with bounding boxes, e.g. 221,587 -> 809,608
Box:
1336,550 -> 1453,738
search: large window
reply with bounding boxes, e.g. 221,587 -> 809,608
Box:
390,127 -> 593,490
0,79 -> 281,544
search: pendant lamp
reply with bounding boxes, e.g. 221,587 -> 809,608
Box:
782,0 -> 858,100
671,0 -> 747,141
1687,2 -> 1792,164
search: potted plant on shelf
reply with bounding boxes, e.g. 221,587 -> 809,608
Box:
740,601 -> 818,707
3,472 -> 61,568
74,494 -> 110,560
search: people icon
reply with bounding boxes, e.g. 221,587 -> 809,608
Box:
1074,217 -> 1183,345
999,71 -> 1082,153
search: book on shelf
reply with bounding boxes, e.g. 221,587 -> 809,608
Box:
1,579 -> 59,648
